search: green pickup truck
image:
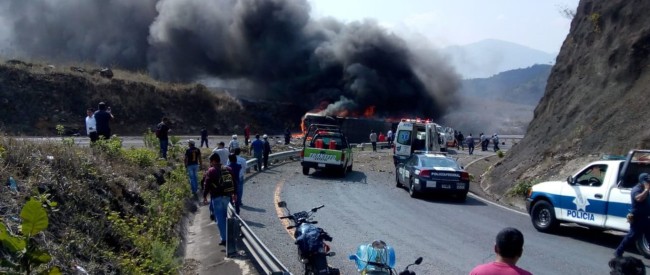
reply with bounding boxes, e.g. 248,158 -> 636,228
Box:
301,124 -> 353,177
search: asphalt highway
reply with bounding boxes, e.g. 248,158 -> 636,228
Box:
240,149 -> 632,275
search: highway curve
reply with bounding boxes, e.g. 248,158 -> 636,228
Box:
240,148 -> 632,275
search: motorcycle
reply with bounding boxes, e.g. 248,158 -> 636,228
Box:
277,201 -> 339,275
349,240 -> 423,275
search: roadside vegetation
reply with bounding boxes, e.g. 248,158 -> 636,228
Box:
0,131 -> 194,274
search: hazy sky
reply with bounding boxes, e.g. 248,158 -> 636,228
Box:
309,0 -> 579,53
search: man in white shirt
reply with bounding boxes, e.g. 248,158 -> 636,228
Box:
85,108 -> 98,143
212,142 -> 229,168
228,135 -> 240,152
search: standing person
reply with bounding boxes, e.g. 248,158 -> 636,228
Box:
94,102 -> 113,140
157,117 -> 171,160
469,227 -> 532,275
212,142 -> 229,168
615,173 -> 650,257
202,153 -> 237,246
466,134 -> 475,155
229,148 -> 247,213
284,128 -> 291,145
387,129 -> 394,146
262,134 -> 272,170
228,135 -> 240,152
184,139 -> 202,195
479,133 -> 486,151
378,132 -> 386,143
369,130 -> 378,152
492,133 -> 500,152
244,124 -> 251,146
85,107 -> 98,143
200,127 -> 209,148
457,131 -> 465,151
250,135 -> 264,171
227,154 -> 242,214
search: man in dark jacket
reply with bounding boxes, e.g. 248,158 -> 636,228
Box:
157,117 -> 171,159
94,102 -> 114,140
615,173 -> 650,257
263,134 -> 272,170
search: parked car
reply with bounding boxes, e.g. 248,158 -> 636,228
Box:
395,152 -> 469,200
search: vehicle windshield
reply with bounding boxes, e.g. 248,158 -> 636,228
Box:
420,156 -> 460,169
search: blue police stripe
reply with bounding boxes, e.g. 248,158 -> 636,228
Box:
531,192 -> 630,218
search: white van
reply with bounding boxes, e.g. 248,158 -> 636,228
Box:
393,119 -> 443,165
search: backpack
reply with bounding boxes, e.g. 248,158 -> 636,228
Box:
295,224 -> 327,255
208,166 -> 235,194
155,123 -> 162,138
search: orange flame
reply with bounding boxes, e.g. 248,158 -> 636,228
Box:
363,106 -> 376,118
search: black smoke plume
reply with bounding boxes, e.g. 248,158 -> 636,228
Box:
0,0 -> 460,119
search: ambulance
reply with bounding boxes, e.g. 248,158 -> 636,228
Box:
392,118 -> 443,165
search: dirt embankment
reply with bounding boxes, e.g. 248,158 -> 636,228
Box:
485,0 -> 650,196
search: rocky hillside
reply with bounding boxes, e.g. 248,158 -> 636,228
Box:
461,64 -> 551,106
485,0 -> 650,198
0,61 -> 258,136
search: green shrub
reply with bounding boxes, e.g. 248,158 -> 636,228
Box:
143,129 -> 159,149
93,135 -> 123,157
496,150 -> 505,158
123,148 -> 157,167
507,179 -> 540,197
0,198 -> 62,274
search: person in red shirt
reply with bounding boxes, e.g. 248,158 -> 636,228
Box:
244,125 -> 251,146
469,227 -> 532,275
202,153 -> 237,245
378,132 -> 386,142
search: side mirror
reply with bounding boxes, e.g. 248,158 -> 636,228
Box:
277,201 -> 287,208
566,176 -> 575,185
349,254 -> 359,261
414,257 -> 423,265
327,252 -> 336,257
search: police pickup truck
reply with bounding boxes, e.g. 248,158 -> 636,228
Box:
526,149 -> 650,257
301,124 -> 353,177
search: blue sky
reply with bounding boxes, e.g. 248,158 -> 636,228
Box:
308,0 -> 579,53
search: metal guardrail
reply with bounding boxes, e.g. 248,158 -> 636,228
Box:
225,149 -> 301,275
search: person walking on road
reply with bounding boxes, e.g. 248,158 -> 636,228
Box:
202,153 -> 237,246
469,227 -> 532,275
492,133 -> 500,152
615,173 -> 650,257
228,135 -> 240,152
480,133 -> 487,151
156,117 -> 171,160
262,134 -> 272,170
212,142 -> 229,168
250,135 -> 264,171
228,148 -> 247,214
184,139 -> 202,195
226,154 -> 242,213
466,134 -> 475,155
200,127 -> 209,148
94,102 -> 113,140
369,130 -> 378,152
244,124 -> 251,146
85,107 -> 98,143
387,129 -> 394,146
457,131 -> 465,151
284,128 -> 291,145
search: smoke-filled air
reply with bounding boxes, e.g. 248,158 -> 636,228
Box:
0,0 -> 460,119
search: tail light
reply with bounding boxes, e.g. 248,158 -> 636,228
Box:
341,152 -> 345,162
419,170 -> 431,177
461,172 -> 469,181
300,151 -> 304,158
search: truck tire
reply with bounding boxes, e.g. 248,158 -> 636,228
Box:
531,200 -> 559,232
636,233 -> 650,259
302,166 -> 309,175
340,166 -> 347,178
456,192 -> 468,202
347,164 -> 352,172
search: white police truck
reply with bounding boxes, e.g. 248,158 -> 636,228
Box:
526,149 -> 650,257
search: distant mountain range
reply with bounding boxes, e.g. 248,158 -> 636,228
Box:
443,39 -> 557,79
460,64 -> 552,105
